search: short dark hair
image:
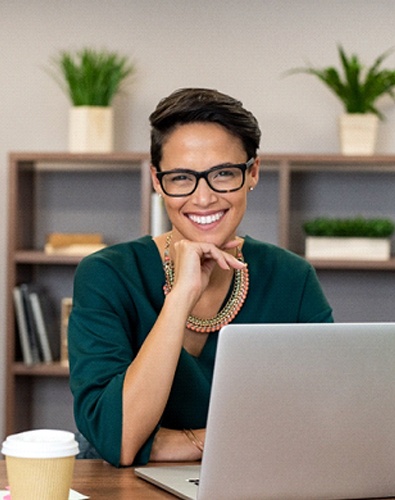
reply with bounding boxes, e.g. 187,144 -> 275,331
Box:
149,88 -> 261,169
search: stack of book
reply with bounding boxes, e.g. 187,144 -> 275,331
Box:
13,284 -> 54,366
44,232 -> 106,256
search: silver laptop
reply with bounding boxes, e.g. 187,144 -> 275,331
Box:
135,323 -> 395,499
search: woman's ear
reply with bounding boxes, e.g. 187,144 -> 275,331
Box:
248,157 -> 260,190
150,165 -> 162,195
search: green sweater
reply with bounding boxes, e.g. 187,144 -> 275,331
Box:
68,235 -> 333,466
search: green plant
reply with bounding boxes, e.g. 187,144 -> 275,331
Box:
50,48 -> 135,106
303,216 -> 395,238
287,46 -> 395,119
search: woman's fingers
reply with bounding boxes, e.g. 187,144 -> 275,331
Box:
175,239 -> 246,271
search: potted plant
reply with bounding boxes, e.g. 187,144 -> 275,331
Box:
303,216 -> 394,261
287,46 -> 395,155
50,48 -> 135,152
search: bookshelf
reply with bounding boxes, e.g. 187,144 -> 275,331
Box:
5,152 -> 150,435
5,152 -> 395,436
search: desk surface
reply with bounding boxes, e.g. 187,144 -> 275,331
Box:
1,458 -> 394,499
0,459 -> 176,499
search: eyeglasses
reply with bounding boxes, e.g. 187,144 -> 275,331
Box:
155,158 -> 254,197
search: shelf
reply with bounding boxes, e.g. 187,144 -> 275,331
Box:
309,257 -> 395,271
16,251 -> 395,271
12,362 -> 70,377
262,154 -> 395,177
263,153 -> 395,167
10,151 -> 150,168
15,250 -> 86,265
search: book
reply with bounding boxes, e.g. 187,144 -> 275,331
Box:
29,292 -> 53,363
13,287 -> 34,365
60,297 -> 73,366
19,284 -> 41,364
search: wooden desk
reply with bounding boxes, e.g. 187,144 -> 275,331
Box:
1,459 -> 394,499
0,459 -> 176,499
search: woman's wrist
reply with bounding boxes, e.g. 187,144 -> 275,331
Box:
163,286 -> 198,321
183,429 -> 204,453
150,428 -> 203,462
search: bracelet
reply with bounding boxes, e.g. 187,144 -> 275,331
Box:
183,429 -> 204,453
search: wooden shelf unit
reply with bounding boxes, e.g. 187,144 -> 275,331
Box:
5,152 -> 395,436
5,152 -> 150,436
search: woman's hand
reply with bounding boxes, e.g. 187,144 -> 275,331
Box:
170,238 -> 246,308
150,427 -> 205,462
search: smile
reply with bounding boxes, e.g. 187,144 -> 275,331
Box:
188,211 -> 225,225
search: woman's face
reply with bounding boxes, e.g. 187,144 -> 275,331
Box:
151,122 -> 259,247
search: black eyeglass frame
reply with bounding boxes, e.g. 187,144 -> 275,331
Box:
155,157 -> 255,197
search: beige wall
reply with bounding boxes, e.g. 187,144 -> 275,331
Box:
1,0 -> 395,436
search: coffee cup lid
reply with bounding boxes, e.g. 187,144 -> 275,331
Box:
1,429 -> 79,459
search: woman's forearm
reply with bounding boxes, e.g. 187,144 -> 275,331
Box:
120,290 -> 194,465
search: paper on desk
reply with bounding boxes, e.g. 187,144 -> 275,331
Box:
70,490 -> 90,500
0,489 -> 89,499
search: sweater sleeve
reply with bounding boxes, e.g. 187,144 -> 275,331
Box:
68,241 -> 161,466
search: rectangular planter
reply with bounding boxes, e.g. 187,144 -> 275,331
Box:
339,113 -> 378,156
69,106 -> 113,153
305,236 -> 391,261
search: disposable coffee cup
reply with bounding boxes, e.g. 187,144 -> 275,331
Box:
1,429 -> 79,500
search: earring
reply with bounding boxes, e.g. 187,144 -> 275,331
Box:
249,187 -> 254,191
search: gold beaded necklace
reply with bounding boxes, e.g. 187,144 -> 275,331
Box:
162,234 -> 249,333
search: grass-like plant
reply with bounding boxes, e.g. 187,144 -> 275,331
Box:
303,216 -> 395,238
50,48 -> 135,106
287,46 -> 395,119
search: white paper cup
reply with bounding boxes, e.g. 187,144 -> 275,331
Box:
1,429 -> 79,500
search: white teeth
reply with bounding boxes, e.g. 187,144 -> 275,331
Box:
189,211 -> 224,225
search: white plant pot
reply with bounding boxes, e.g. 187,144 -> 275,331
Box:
339,113 -> 379,156
69,106 -> 114,153
305,236 -> 391,261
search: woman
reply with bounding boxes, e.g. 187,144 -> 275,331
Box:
68,88 -> 333,467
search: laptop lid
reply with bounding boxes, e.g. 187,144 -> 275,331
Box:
136,322 -> 395,499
